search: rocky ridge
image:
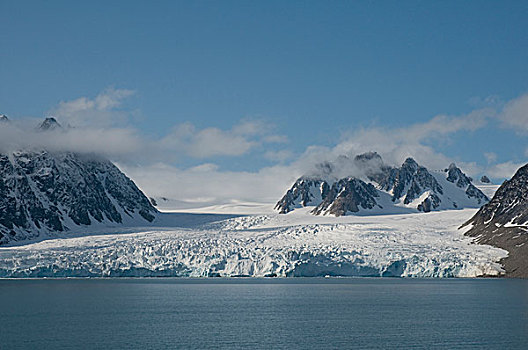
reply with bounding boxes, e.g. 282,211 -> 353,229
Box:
276,152 -> 488,216
0,118 -> 158,245
463,164 -> 528,277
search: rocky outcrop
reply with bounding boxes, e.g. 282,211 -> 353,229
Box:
0,149 -> 158,245
463,164 -> 528,277
311,178 -> 380,216
38,117 -> 61,131
480,175 -> 491,184
377,158 -> 444,212
276,153 -> 488,216
274,177 -> 330,214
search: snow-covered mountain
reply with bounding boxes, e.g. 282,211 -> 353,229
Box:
0,119 -> 158,245
276,152 -> 488,216
463,163 -> 528,277
38,116 -> 62,131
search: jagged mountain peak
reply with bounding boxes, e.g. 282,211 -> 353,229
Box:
354,151 -> 382,162
447,162 -> 458,170
446,163 -> 472,188
516,163 -> 528,177
276,152 -> 488,216
38,117 -> 62,131
0,114 -> 9,123
0,150 -> 158,245
402,157 -> 419,170
354,152 -> 385,170
311,177 -> 380,216
465,163 -> 528,228
480,175 -> 491,184
274,177 -> 330,214
309,152 -> 387,181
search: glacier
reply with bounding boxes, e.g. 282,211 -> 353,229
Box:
0,208 -> 506,278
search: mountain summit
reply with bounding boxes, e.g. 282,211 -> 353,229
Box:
0,151 -> 157,245
0,118 -> 158,245
38,117 -> 62,131
276,153 -> 488,216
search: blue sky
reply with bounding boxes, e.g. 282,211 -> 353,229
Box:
1,1 -> 528,203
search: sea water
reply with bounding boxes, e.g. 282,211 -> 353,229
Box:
1,278 -> 527,349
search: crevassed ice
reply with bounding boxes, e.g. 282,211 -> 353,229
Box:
0,209 -> 506,278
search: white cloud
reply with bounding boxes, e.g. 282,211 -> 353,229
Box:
188,163 -> 220,172
0,89 -> 145,159
119,162 -> 299,206
159,119 -> 287,159
0,122 -> 145,157
400,108 -> 492,142
468,95 -> 503,109
263,134 -> 289,143
2,89 -> 289,166
231,120 -> 270,136
117,107 -> 497,206
484,152 -> 497,164
486,161 -> 525,179
7,87 -> 528,208
279,107 -> 498,181
331,110 -> 492,172
496,92 -> 528,132
264,149 -> 294,163
160,123 -> 257,158
49,88 -> 135,127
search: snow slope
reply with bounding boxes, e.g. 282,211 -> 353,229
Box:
0,208 -> 506,278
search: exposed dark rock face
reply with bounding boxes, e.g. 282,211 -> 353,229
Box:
274,177 -> 330,214
445,163 -> 488,206
311,178 -> 380,216
276,152 -> 488,216
446,163 -> 471,188
378,158 -> 444,212
0,115 -> 9,123
463,164 -> 528,278
416,194 -> 441,213
480,175 -> 491,184
354,152 -> 393,185
465,165 -> 528,227
0,151 -> 157,245
38,117 -> 61,131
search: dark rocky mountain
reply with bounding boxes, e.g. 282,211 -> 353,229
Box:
462,164 -> 528,277
480,175 -> 491,184
276,152 -> 488,216
0,118 -> 158,245
275,178 -> 330,214
311,178 -> 380,216
38,117 -> 61,131
354,152 -> 393,185
445,163 -> 487,203
0,115 -> 9,123
376,158 -> 444,211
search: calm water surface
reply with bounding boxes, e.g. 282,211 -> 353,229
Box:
1,278 -> 527,349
